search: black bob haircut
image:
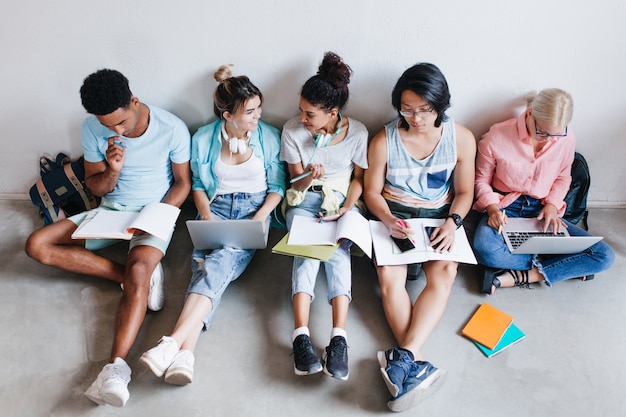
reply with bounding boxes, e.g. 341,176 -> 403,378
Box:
80,69 -> 132,116
391,63 -> 451,130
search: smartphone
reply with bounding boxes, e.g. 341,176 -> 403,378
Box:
391,235 -> 416,252
424,226 -> 442,250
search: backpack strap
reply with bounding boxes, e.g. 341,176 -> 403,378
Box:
34,178 -> 59,223
63,162 -> 94,209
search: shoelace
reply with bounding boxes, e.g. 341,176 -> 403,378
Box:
328,340 -> 348,358
105,365 -> 130,383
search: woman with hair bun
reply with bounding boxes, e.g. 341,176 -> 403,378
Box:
473,88 -> 614,294
280,52 -> 368,381
140,65 -> 286,385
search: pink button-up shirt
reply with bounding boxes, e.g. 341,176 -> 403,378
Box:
473,113 -> 576,216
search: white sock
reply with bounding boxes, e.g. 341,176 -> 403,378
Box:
331,327 -> 347,341
292,326 -> 310,342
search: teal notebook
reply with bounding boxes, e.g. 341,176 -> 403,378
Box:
474,322 -> 526,358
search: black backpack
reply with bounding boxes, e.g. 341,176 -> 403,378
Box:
563,152 -> 590,230
29,153 -> 100,225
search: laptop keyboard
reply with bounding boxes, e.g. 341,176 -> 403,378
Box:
506,231 -> 567,249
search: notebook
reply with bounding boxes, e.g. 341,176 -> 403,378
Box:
461,302 -> 514,350
186,219 -> 269,250
473,322 -> 526,358
502,217 -> 603,254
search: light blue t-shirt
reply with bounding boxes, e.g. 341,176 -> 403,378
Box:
81,104 -> 191,207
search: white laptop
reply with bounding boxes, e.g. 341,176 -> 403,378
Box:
502,218 -> 603,254
186,219 -> 269,250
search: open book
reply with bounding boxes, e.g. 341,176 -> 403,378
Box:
287,211 -> 372,258
369,218 -> 477,266
71,202 -> 181,241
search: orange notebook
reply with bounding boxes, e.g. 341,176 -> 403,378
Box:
461,302 -> 513,349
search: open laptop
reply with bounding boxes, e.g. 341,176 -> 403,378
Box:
186,219 -> 269,250
502,218 -> 603,254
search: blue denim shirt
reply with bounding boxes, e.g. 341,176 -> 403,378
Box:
191,119 -> 287,200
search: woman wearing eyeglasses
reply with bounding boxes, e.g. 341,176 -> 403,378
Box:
473,88 -> 614,294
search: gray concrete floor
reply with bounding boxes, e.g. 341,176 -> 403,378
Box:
1,199 -> 625,417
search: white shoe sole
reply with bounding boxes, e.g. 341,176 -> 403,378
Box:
139,352 -> 168,377
387,369 -> 448,412
165,368 -> 193,385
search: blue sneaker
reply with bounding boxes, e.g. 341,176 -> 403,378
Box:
292,334 -> 322,375
387,360 -> 448,412
378,347 -> 415,397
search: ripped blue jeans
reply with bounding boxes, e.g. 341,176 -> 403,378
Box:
188,191 -> 267,329
473,195 -> 615,286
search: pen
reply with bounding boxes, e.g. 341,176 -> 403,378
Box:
290,170 -> 312,184
497,209 -> 506,235
398,220 -> 415,241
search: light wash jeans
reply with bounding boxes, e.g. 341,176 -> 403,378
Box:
286,190 -> 353,303
188,191 -> 267,329
473,195 -> 615,286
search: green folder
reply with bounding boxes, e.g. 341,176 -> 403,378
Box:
272,233 -> 339,261
473,322 -> 526,358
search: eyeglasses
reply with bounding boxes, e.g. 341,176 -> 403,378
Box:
399,108 -> 435,118
534,118 -> 568,138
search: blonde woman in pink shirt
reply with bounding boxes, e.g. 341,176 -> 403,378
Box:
473,88 -> 614,294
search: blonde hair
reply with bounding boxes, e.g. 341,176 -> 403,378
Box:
527,88 -> 574,127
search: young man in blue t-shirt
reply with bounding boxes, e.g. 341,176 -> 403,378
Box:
25,69 -> 191,407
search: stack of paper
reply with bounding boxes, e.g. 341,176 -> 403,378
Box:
461,302 -> 525,357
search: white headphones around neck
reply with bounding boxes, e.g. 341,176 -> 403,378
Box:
221,123 -> 250,154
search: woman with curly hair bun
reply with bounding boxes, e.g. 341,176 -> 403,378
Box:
280,52 -> 368,381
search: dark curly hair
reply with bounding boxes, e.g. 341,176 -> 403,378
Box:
301,52 -> 352,111
80,69 -> 132,115
392,63 -> 451,130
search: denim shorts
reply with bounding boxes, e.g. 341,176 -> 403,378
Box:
69,197 -> 172,254
187,191 -> 267,329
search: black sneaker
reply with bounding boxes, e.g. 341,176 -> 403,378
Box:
323,336 -> 349,380
292,334 -> 322,375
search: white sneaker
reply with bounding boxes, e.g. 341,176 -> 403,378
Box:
140,336 -> 179,377
164,350 -> 195,385
84,358 -> 131,407
147,262 -> 165,311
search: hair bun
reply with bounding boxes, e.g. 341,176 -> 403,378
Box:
214,64 -> 234,83
317,52 -> 352,89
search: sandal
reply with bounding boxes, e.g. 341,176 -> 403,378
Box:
580,274 -> 595,281
481,268 -> 530,294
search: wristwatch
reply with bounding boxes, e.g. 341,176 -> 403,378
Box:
447,213 -> 463,229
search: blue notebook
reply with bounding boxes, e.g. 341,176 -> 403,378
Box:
474,322 -> 526,358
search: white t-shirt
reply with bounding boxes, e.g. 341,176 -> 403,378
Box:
280,116 -> 368,178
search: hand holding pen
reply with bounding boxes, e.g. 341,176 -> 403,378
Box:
103,136 -> 126,170
497,209 -> 506,235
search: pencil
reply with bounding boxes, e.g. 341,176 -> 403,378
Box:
289,170 -> 312,184
497,209 -> 506,235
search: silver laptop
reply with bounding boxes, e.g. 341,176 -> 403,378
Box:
186,219 -> 269,250
502,218 -> 603,254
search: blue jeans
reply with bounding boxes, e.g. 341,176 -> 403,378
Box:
473,195 -> 615,286
286,190 -> 353,303
188,191 -> 267,329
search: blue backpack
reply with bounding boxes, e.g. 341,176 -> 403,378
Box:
29,153 -> 100,225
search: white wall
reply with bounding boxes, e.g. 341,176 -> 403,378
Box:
2,0 -> 625,204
